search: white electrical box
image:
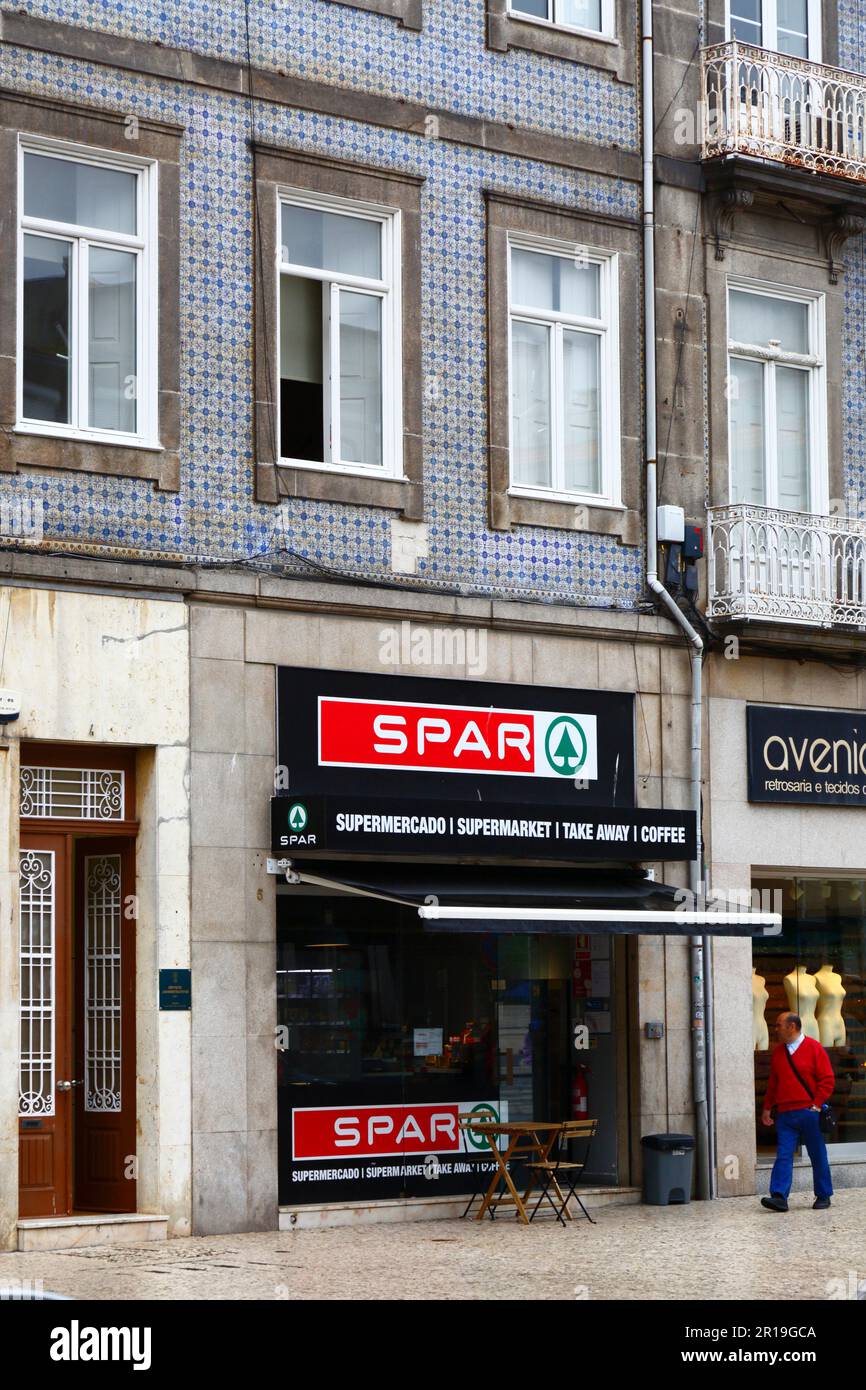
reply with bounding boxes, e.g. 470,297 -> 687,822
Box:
657,505 -> 685,543
0,689 -> 21,723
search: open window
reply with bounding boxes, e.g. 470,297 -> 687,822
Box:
278,193 -> 400,477
253,146 -> 423,514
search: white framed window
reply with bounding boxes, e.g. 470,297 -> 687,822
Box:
507,233 -> 621,507
277,189 -> 402,477
727,280 -> 827,514
17,137 -> 158,447
727,0 -> 821,60
508,0 -> 614,38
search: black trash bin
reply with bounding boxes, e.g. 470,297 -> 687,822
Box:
640,1133 -> 695,1205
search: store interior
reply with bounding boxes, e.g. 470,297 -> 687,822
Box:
752,877 -> 866,1156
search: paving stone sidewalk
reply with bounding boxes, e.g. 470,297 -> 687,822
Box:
2,1191 -> 865,1301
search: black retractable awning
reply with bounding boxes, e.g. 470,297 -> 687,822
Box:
280,862 -> 780,937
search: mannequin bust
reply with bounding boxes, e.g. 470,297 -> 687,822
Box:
815,963 -> 846,1048
752,968 -> 769,1051
784,965 -> 820,1040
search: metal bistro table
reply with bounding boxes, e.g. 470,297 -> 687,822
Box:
459,1118 -> 567,1224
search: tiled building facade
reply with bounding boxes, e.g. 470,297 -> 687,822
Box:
0,2 -> 642,601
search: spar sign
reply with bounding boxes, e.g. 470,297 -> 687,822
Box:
293,1100 -> 507,1161
318,696 -> 598,781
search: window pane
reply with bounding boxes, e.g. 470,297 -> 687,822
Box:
281,205 -> 381,279
511,1 -> 550,17
730,0 -> 762,43
729,290 -> 809,354
563,330 -> 601,494
558,0 -> 602,30
729,357 -> 766,504
280,275 -> 324,461
511,319 -> 552,488
22,234 -> 71,424
511,249 -> 599,317
88,248 -> 137,433
777,0 -> 808,56
339,291 -> 382,467
778,0 -> 807,30
775,366 -> 810,511
23,154 -> 136,235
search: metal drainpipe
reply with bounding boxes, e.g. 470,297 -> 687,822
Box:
641,0 -> 713,1200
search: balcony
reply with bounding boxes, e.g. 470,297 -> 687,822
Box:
707,503 -> 866,629
702,41 -> 866,184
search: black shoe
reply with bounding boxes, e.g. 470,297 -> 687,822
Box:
761,1194 -> 789,1212
813,1197 -> 831,1210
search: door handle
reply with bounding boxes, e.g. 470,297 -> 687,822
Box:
56,1080 -> 83,1091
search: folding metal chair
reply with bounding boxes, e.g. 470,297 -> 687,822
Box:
527,1119 -> 598,1226
458,1117 -> 501,1220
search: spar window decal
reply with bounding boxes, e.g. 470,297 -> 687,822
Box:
292,1100 -> 506,1162
317,695 -> 599,781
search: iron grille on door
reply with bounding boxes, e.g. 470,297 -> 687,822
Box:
18,850 -> 55,1117
84,854 -> 123,1112
20,767 -> 125,820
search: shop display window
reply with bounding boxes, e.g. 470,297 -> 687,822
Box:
752,877 -> 866,1155
276,893 -> 620,1203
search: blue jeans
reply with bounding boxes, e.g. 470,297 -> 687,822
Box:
769,1108 -> 833,1200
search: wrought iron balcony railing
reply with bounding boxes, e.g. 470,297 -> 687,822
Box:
702,40 -> 866,182
707,503 -> 866,628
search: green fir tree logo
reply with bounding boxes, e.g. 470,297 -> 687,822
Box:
544,716 -> 587,776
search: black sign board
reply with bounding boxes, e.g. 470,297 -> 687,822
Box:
747,704 -> 866,806
271,793 -> 696,861
159,968 -> 191,1011
274,668 -> 697,861
276,666 -> 636,807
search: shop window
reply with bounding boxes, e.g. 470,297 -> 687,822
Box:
752,877 -> 866,1155
727,281 -> 827,514
508,234 -> 621,508
276,894 -> 621,1203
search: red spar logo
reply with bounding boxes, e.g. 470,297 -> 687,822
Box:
318,696 -> 598,780
293,1103 -> 464,1160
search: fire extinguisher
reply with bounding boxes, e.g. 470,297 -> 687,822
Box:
572,1064 -> 589,1118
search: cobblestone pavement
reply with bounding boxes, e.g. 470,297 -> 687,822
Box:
2,1192 -> 865,1301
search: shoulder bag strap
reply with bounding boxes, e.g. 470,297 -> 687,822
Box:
783,1045 -> 815,1104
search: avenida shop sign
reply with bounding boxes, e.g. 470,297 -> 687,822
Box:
747,704 -> 866,806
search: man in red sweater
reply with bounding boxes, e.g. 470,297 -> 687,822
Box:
761,1011 -> 835,1212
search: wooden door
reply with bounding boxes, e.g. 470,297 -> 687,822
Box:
73,838 -> 137,1212
18,834 -> 72,1218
